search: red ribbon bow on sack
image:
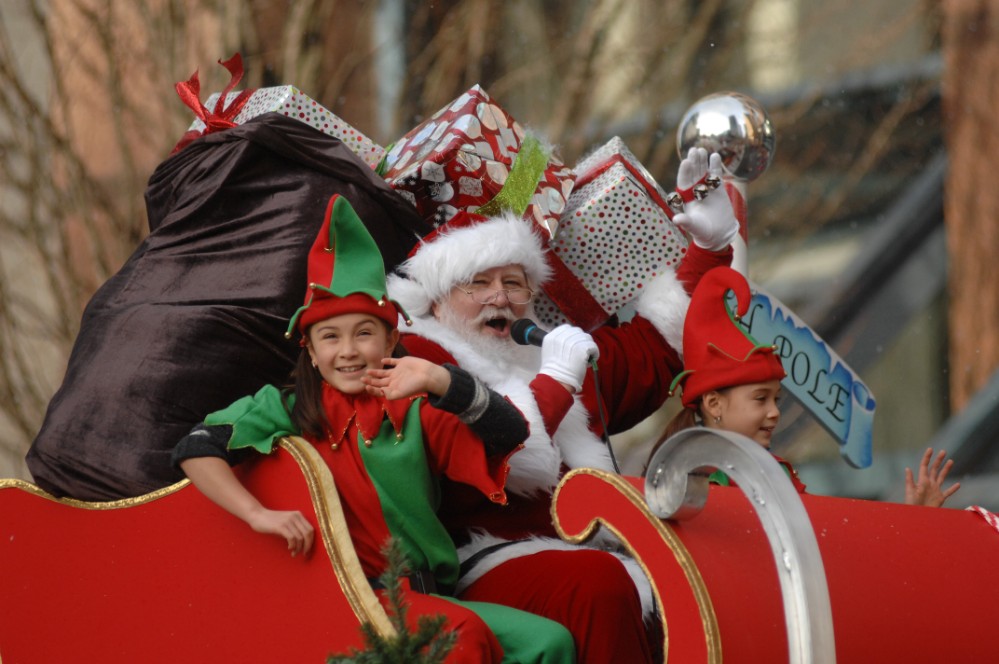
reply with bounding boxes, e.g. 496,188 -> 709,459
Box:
171,53 -> 255,154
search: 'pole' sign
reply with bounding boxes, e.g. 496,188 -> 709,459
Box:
728,283 -> 875,468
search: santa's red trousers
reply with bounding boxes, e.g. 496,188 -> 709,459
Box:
458,549 -> 656,663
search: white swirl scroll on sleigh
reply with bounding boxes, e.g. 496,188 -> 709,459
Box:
728,283 -> 876,468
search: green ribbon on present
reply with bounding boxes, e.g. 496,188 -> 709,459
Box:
475,134 -> 549,218
374,142 -> 394,176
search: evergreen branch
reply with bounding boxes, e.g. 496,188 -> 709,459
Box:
327,538 -> 457,664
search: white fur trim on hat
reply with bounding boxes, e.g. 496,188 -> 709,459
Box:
395,212 -> 553,311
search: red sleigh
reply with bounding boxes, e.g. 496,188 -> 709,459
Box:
3,429 -> 998,663
0,438 -> 389,662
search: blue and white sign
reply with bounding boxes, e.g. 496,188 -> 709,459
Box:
728,284 -> 876,468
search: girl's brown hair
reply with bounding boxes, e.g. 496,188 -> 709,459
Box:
643,407 -> 698,474
644,386 -> 736,473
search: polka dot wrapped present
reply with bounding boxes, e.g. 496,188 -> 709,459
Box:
534,136 -> 689,327
186,85 -> 386,170
380,85 -> 575,236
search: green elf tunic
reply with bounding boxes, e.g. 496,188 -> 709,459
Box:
709,454 -> 807,494
195,380 -> 574,664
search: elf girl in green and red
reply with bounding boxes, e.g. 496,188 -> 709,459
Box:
656,266 -> 959,507
172,195 -> 575,664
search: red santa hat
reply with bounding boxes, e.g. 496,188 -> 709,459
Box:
286,194 -> 405,338
387,210 -> 553,317
671,266 -> 786,407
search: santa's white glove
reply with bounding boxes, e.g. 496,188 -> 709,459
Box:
672,148 -> 739,252
539,324 -> 599,393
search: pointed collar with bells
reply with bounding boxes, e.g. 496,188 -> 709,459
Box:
320,382 -> 415,450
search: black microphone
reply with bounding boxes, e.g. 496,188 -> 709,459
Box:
511,318 -> 547,347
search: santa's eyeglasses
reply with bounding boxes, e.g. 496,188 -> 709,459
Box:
456,285 -> 534,305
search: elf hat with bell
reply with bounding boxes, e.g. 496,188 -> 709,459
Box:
286,195 -> 407,338
671,266 -> 785,408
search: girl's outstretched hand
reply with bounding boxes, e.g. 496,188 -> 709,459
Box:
363,356 -> 451,399
905,447 -> 961,508
247,507 -> 315,557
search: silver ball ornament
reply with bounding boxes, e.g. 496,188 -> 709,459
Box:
677,92 -> 776,182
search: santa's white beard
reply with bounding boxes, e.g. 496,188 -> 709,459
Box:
427,294 -> 617,498
434,300 -> 543,376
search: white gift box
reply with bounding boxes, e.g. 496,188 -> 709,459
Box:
187,85 -> 385,169
534,137 -> 688,327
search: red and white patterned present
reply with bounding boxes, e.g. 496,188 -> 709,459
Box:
187,86 -> 385,169
381,85 -> 575,235
534,136 -> 688,327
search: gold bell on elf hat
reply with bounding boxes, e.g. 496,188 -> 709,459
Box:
670,266 -> 786,408
286,195 -> 408,339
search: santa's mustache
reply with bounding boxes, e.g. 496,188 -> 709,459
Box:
473,305 -> 516,326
